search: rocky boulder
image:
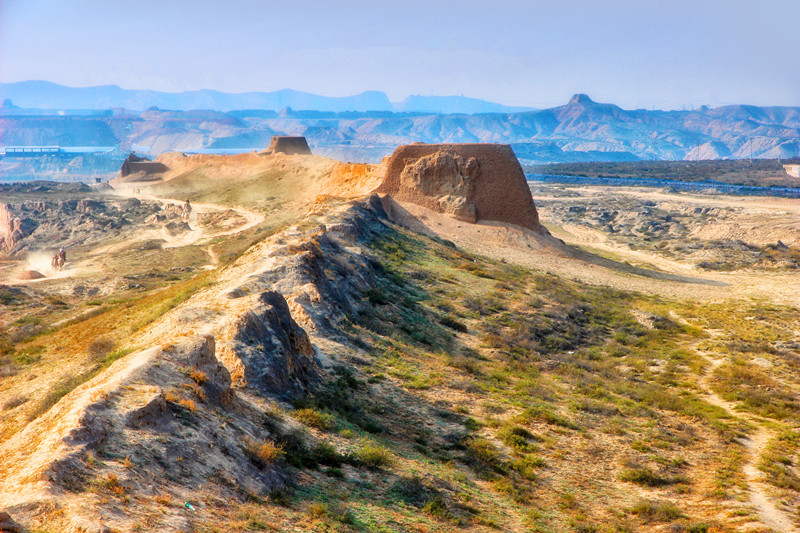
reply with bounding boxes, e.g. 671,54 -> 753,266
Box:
219,291 -> 318,399
0,511 -> 26,533
376,143 -> 541,231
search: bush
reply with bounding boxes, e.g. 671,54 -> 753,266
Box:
355,440 -> 393,468
88,338 -> 116,360
440,315 -> 468,333
628,500 -> 684,522
188,368 -> 208,384
509,455 -> 546,480
498,425 -> 541,452
463,436 -> 506,476
295,408 -> 335,430
423,495 -> 455,521
244,436 -> 285,468
518,405 -> 579,430
2,395 -> 27,410
619,467 -> 683,487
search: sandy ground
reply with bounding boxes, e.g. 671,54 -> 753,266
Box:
535,185 -> 800,247
382,191 -> 799,306
111,192 -> 265,260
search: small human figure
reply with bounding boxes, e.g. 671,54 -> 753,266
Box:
182,199 -> 192,222
51,248 -> 66,271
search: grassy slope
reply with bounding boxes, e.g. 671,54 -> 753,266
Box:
3,204 -> 798,531
196,223 -> 798,532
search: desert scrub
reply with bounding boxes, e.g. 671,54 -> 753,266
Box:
619,466 -> 688,487
188,368 -> 208,384
517,404 -> 579,430
628,500 -> 685,522
1,395 -> 28,410
294,407 -> 335,430
462,436 -> 506,477
130,271 -> 215,332
509,454 -> 546,480
87,337 -> 116,360
758,429 -> 800,490
497,425 -> 541,453
355,439 -> 393,468
306,502 -> 356,526
711,358 -> 798,421
244,436 -> 284,468
95,473 -> 128,498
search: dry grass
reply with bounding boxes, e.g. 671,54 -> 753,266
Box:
188,368 -> 208,384
243,437 -> 284,468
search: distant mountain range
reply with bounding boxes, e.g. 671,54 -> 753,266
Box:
0,81 -> 533,114
1,84 -> 798,164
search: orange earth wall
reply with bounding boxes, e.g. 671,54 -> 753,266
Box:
376,143 -> 540,231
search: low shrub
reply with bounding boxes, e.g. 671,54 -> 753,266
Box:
244,436 -> 284,468
628,500 -> 684,522
295,408 -> 335,430
355,440 -> 393,468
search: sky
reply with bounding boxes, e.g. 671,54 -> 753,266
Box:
1,0 -> 798,110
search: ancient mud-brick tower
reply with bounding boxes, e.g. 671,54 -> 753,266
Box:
376,143 -> 540,231
119,152 -> 168,178
263,136 -> 312,155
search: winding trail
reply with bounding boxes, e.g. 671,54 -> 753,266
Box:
694,347 -> 798,532
110,191 -> 265,266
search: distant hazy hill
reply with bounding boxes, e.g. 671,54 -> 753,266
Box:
2,88 -> 798,163
395,95 -> 535,114
0,81 -> 397,113
0,81 -> 534,114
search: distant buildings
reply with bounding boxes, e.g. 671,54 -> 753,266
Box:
784,164 -> 800,178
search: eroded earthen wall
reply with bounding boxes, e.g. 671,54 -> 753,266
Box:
376,143 -> 540,231
264,136 -> 312,156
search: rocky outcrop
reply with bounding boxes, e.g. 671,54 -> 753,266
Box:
0,511 -> 26,533
376,143 -> 541,231
261,136 -> 312,156
0,191 -> 156,256
219,291 -> 317,398
0,203 -> 38,253
0,336 -> 288,532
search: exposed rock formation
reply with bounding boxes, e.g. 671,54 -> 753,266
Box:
0,203 -> 38,253
0,511 -> 26,533
262,136 -> 312,156
376,143 -> 541,231
119,152 -> 169,179
0,336 -> 288,532
218,291 -> 317,398
0,184 -> 158,256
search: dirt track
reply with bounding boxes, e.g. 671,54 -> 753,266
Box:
692,334 -> 799,532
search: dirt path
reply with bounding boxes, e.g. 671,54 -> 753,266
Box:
695,351 -> 798,532
108,191 -> 265,265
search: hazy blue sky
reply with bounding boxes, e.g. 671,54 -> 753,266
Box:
1,0 -> 798,109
